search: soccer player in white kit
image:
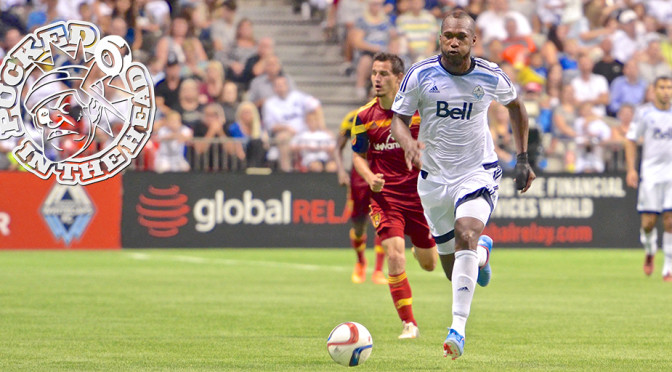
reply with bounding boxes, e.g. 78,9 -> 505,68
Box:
625,76 -> 672,281
390,10 -> 536,359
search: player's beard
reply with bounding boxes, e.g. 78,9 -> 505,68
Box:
441,49 -> 468,67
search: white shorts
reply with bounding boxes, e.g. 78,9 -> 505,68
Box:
417,163 -> 502,255
637,179 -> 672,214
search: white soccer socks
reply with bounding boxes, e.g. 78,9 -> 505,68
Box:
641,228 -> 658,256
663,232 -> 672,275
450,249 -> 479,336
476,245 -> 488,267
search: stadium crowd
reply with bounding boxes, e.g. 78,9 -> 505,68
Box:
0,0 -> 670,174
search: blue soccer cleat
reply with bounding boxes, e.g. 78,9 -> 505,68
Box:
476,235 -> 493,287
443,328 -> 464,360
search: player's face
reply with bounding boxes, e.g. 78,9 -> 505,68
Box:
439,19 -> 475,66
654,79 -> 672,105
371,60 -> 401,98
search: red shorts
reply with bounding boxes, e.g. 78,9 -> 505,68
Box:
369,195 -> 435,249
349,168 -> 371,220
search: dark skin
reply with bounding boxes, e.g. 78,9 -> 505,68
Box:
391,15 -> 536,279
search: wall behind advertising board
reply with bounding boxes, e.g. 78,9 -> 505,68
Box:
0,172 -> 121,249
121,171 -> 641,249
122,172 -> 352,248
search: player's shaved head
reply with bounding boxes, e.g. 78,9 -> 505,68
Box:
441,9 -> 476,36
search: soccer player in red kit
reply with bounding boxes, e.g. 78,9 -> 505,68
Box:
351,52 -> 438,339
334,109 -> 388,284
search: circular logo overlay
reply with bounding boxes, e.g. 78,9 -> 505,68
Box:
0,21 -> 155,185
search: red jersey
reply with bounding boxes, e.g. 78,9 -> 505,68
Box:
351,98 -> 421,200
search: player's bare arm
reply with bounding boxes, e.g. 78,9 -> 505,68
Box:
352,152 -> 385,192
505,97 -> 536,193
334,134 -> 351,187
624,138 -> 639,188
391,113 -> 424,170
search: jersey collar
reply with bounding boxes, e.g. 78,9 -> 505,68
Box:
439,56 -> 475,76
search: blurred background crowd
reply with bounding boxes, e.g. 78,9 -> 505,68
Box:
0,0 -> 670,174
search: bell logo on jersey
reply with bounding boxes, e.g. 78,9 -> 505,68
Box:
436,101 -> 473,120
652,127 -> 672,140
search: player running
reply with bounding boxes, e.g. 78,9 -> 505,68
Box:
390,10 -> 535,359
625,76 -> 672,280
351,52 -> 438,339
334,109 -> 388,284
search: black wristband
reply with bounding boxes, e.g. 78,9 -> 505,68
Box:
516,152 -> 529,164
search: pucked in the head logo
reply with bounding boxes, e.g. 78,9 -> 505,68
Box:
0,21 -> 155,185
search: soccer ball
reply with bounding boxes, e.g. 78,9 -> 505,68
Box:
327,322 -> 373,367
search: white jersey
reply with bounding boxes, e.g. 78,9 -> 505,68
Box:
626,102 -> 672,184
392,56 -> 517,184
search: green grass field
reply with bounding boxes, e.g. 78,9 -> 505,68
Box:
1,248 -> 671,371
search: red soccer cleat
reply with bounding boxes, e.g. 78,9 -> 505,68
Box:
351,261 -> 367,284
663,273 -> 672,282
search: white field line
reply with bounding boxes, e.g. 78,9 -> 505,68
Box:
126,252 -> 349,272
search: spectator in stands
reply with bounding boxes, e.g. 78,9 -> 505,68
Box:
485,39 -> 505,64
573,102 -> 612,173
476,0 -> 532,45
109,16 -> 131,44
610,9 -> 645,64
181,38 -> 209,79
571,53 -> 610,117
501,16 -> 536,66
26,0 -> 64,31
193,103 -> 244,171
154,14 -> 208,75
552,84 -> 578,140
575,12 -> 618,50
608,60 -> 647,117
545,63 -> 563,105
217,18 -> 258,90
136,0 -> 172,53
662,23 -> 672,67
337,0 -> 368,75
242,37 -> 276,86
229,101 -> 268,168
247,55 -> 295,108
78,2 -> 94,23
263,76 -> 325,172
220,81 -> 240,132
0,28 -> 22,63
592,37 -> 623,85
112,0 -> 143,51
395,0 -> 437,62
351,0 -> 396,100
153,111 -> 192,173
155,55 -> 183,114
535,0 -> 563,32
584,0 -> 619,30
637,39 -> 672,86
489,102 -> 517,170
0,4 -> 27,35
199,61 -> 226,105
176,79 -> 205,129
610,103 -> 634,144
210,0 -> 239,54
557,38 -> 580,82
291,114 -> 338,173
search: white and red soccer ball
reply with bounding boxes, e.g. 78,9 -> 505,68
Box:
327,322 -> 373,367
